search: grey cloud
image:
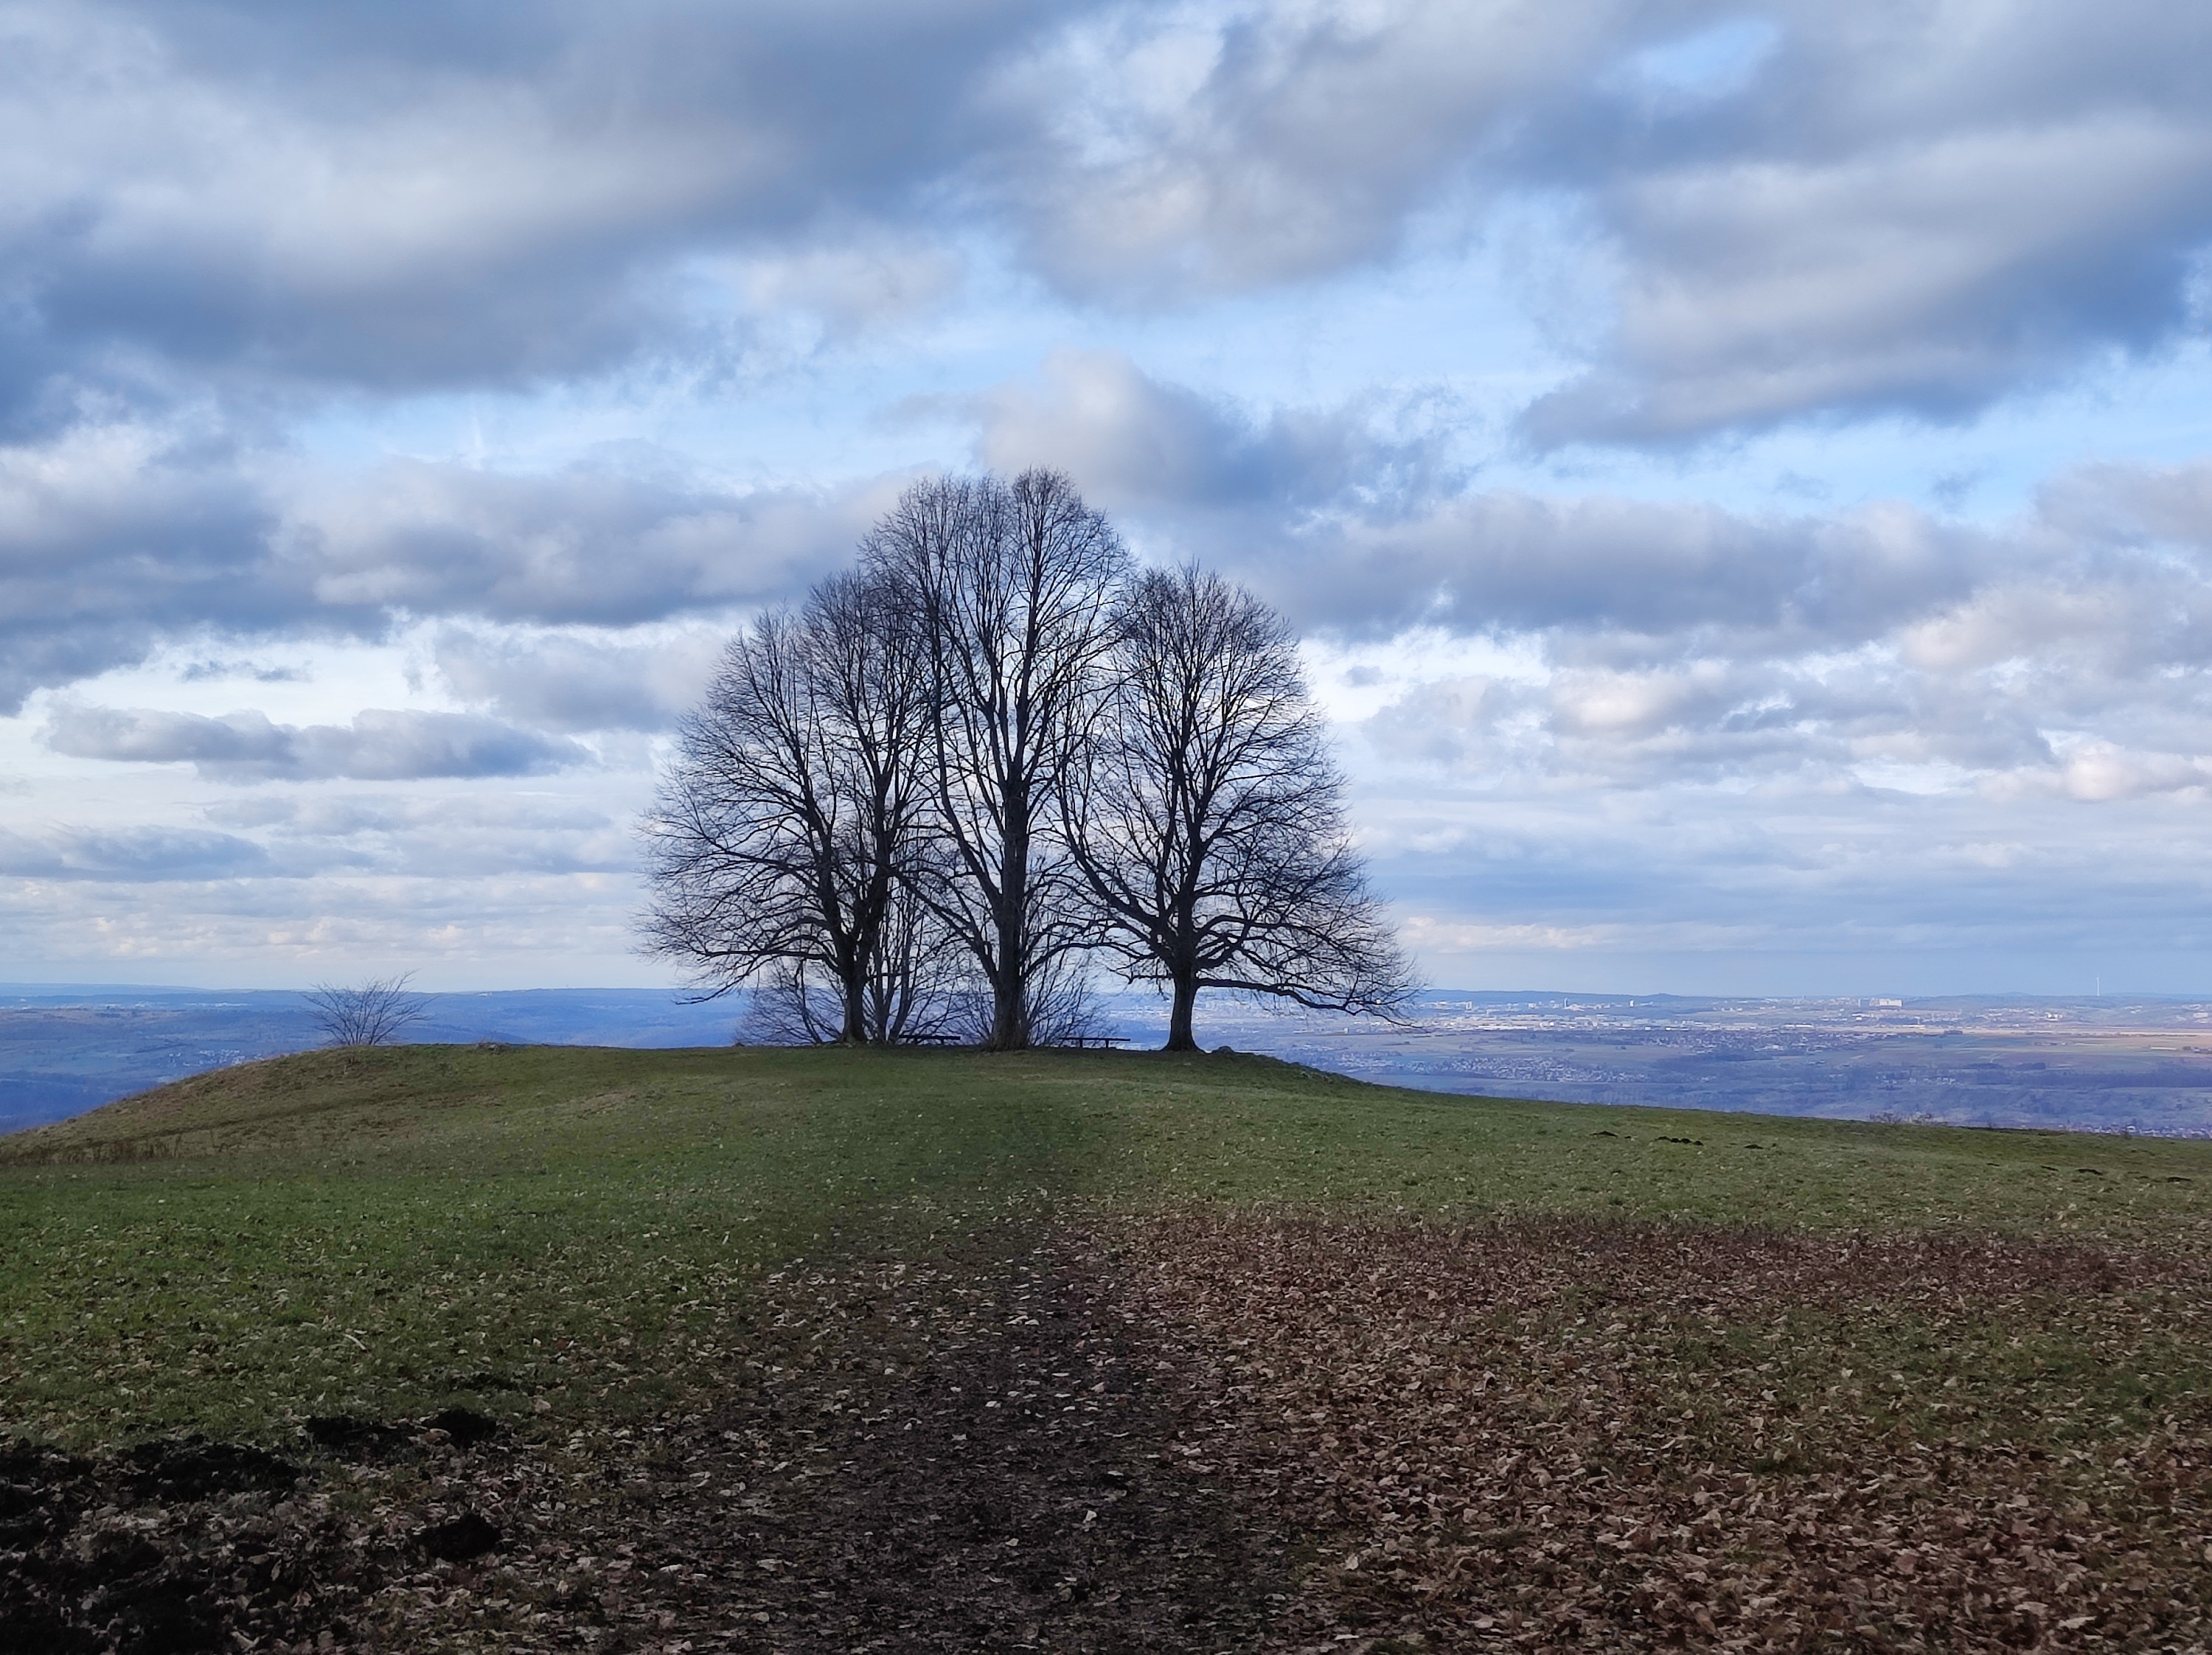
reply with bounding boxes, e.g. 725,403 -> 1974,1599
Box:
990,0 -> 1648,299
941,355 -> 2196,714
1520,5 -> 2212,442
431,626 -> 725,733
1276,445 -> 2212,804
4,1 -> 2205,445
1527,112 -> 2212,444
1363,790 -> 2212,969
178,658 -> 308,683
958,349 -> 1457,518
1253,493 -> 1990,645
1361,653 -> 2069,790
204,794 -> 617,837
45,705 -> 587,782
0,1 -> 1041,400
0,422 -> 302,712
727,232 -> 966,341
998,1 -> 2212,439
0,424 -> 901,707
2037,458 -> 2212,551
288,458 -> 888,627
0,824 -> 270,881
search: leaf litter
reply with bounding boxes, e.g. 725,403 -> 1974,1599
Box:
4,1213 -> 2208,1651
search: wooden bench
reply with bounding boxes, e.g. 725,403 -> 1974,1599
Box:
900,1032 -> 1130,1049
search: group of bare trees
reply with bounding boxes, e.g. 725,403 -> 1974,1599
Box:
640,469 -> 1414,1053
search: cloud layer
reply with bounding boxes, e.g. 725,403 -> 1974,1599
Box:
1,3 -> 2204,436
45,705 -> 585,782
4,2 -> 2212,990
7,1 -> 2211,714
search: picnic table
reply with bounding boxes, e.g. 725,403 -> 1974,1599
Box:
900,1032 -> 964,1046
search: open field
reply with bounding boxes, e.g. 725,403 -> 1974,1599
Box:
3,1046 -> 2211,1651
1183,994 -> 2212,1136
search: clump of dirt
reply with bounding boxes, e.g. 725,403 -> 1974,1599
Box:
300,1415 -> 410,1458
424,1407 -> 501,1447
0,1415 -> 511,1654
419,1511 -> 501,1562
0,1436 -> 330,1654
122,1436 -> 300,1502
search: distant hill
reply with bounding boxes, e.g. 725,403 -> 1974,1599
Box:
0,985 -> 743,1133
11,983 -> 2212,1137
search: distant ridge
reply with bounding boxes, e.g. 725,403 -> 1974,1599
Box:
0,986 -> 745,1133
10,985 -> 2212,1137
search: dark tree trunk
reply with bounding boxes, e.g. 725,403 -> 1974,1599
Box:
987,934 -> 1029,1051
987,815 -> 1032,1050
1165,975 -> 1198,1051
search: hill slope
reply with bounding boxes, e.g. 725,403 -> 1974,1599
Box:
3,1045 -> 2209,1651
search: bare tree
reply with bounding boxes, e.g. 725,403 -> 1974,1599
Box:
865,470 -> 1129,1050
640,569 -> 939,1044
739,881 -> 969,1045
306,972 -> 431,1048
1065,565 -> 1416,1050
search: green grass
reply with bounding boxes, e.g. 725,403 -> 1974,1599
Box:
2,1043 -> 2207,1448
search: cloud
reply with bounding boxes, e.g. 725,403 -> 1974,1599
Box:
1526,113 -> 2212,444
1520,6 -> 2212,442
0,422 -> 905,709
0,825 -> 270,881
2041,742 -> 2212,804
0,0 -> 1045,404
2038,456 -> 2212,550
288,457 -> 905,627
1342,521 -> 2212,808
178,658 -> 308,683
933,357 -> 2212,816
5,1 -> 2202,452
956,348 -> 1457,518
1360,779 -> 2212,987
431,625 -> 726,733
1251,494 -> 1992,646
992,1 -> 2212,440
987,0 -> 1636,299
0,420 -> 294,712
44,705 -> 588,782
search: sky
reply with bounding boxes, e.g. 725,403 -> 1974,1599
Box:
3,0 -> 2212,997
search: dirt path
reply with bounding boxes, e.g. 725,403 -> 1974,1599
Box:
708,1234 -> 1301,1652
4,1224 -> 1308,1654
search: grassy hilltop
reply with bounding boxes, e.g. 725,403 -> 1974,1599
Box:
4,1045 -> 2211,1651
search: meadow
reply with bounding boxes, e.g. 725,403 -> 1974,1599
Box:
2,1045 -> 2208,1651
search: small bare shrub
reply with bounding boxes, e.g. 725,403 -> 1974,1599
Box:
306,973 -> 431,1048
